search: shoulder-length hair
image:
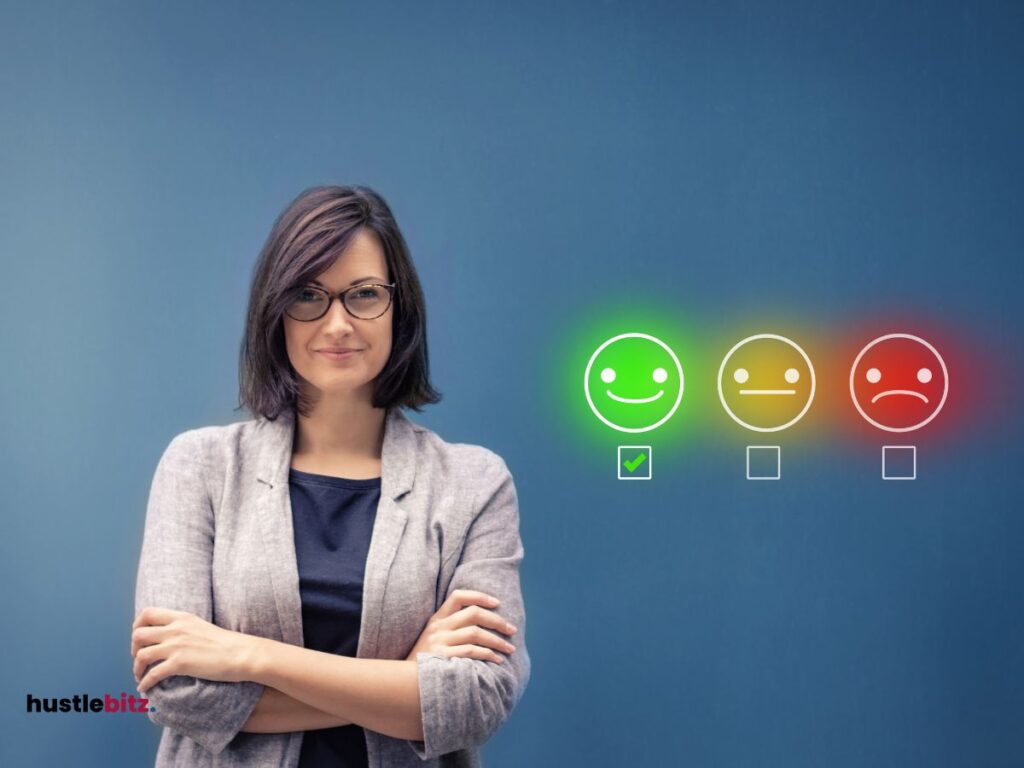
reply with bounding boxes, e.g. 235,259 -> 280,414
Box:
237,185 -> 442,421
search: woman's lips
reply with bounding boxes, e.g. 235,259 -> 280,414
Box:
317,349 -> 361,361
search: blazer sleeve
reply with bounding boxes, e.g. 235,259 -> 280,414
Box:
133,431 -> 265,755
408,451 -> 531,760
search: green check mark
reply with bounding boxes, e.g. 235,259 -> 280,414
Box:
623,452 -> 647,473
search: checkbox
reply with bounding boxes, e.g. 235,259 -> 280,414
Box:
882,446 -> 916,480
617,446 -> 652,480
746,446 -> 780,480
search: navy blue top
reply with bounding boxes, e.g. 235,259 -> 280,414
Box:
288,466 -> 380,768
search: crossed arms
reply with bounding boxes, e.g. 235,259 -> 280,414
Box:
132,433 -> 529,759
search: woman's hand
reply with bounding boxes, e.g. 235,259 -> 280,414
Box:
131,607 -> 258,694
405,589 -> 518,664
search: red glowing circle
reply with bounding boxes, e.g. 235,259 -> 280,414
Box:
849,333 -> 949,432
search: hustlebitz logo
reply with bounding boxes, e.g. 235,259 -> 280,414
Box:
26,692 -> 154,714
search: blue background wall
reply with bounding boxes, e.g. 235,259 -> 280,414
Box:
2,1 -> 1022,765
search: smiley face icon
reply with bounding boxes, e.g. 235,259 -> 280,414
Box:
584,333 -> 685,433
717,334 -> 816,432
849,333 -> 948,432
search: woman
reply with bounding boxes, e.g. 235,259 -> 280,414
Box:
130,185 -> 529,767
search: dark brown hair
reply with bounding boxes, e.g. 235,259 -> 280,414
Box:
236,185 -> 441,420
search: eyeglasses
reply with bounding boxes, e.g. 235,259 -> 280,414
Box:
284,283 -> 396,322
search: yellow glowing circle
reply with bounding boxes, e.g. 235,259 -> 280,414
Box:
716,333 -> 816,432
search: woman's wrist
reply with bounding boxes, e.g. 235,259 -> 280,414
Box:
242,634 -> 275,684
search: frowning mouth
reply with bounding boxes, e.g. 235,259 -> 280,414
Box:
606,390 -> 664,404
871,389 -> 928,404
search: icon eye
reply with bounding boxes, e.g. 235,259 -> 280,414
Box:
600,368 -> 616,384
784,368 -> 799,384
917,367 -> 932,383
866,367 -> 881,384
652,368 -> 667,383
733,368 -> 749,384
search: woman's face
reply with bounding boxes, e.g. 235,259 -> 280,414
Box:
283,229 -> 393,406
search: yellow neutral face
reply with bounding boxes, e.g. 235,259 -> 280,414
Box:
717,334 -> 816,432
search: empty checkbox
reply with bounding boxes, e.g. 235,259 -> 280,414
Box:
746,446 -> 781,480
882,445 -> 916,480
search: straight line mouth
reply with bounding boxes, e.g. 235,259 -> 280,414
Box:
739,389 -> 796,396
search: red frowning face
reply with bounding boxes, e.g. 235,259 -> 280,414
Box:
849,333 -> 949,432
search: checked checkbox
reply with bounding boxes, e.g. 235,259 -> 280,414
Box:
617,446 -> 652,480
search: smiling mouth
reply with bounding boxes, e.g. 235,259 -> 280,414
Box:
739,389 -> 796,396
871,389 -> 929,404
606,389 -> 664,404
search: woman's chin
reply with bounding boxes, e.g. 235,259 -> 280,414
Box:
312,379 -> 375,397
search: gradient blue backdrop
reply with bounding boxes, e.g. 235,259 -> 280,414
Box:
2,1 -> 1022,766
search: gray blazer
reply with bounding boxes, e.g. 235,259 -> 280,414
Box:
133,407 -> 529,767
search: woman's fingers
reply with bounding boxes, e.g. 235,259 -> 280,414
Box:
130,609 -> 191,682
443,604 -> 518,637
447,624 -> 516,655
132,606 -> 186,630
433,589 -> 500,620
444,644 -> 505,664
131,625 -> 170,658
131,623 -> 178,681
133,643 -> 166,682
137,657 -> 175,694
406,590 -> 516,665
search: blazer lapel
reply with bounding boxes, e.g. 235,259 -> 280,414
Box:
359,408 -> 418,659
358,495 -> 408,659
251,406 -> 419,657
253,409 -> 304,647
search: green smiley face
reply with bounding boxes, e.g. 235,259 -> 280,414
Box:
584,333 -> 685,433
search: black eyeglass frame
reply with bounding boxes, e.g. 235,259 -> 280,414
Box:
284,282 -> 397,322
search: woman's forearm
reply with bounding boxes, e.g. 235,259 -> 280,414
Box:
246,637 -> 424,742
240,686 -> 353,733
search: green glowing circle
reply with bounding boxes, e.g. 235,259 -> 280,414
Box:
583,333 -> 685,433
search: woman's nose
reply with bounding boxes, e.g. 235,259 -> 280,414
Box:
322,295 -> 356,333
